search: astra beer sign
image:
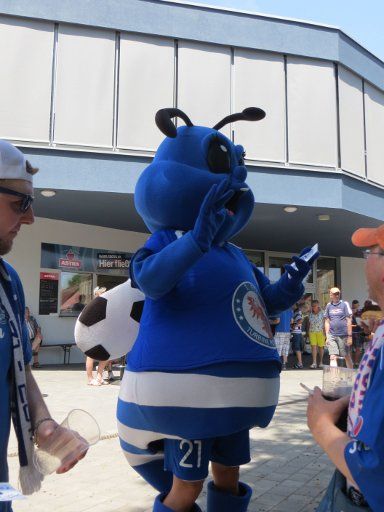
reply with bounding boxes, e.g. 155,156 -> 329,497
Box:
41,243 -> 132,275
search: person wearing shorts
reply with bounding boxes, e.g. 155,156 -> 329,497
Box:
324,287 -> 353,368
308,300 -> 325,369
274,308 -> 293,370
291,304 -> 303,369
164,430 -> 250,484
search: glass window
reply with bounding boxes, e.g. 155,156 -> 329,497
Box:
54,25 -> 115,147
178,41 -> 231,137
60,272 -> 93,317
234,50 -> 285,162
245,251 -> 265,273
96,274 -> 127,291
287,57 -> 337,167
317,257 -> 337,308
268,256 -> 291,283
269,254 -> 314,284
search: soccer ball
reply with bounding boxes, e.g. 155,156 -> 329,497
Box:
75,279 -> 144,361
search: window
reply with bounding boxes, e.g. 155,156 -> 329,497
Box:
234,49 -> 285,162
316,257 -> 337,308
54,25 -> 115,147
60,272 -> 93,317
268,256 -> 291,283
96,274 -> 127,290
0,17 -> 54,141
364,82 -> 384,185
245,251 -> 264,274
178,41 -> 231,137
118,34 -> 174,150
287,57 -> 337,167
338,66 -> 365,176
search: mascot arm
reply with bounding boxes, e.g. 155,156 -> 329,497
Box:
253,265 -> 304,316
131,231 -> 203,300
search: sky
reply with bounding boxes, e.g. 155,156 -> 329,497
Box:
171,0 -> 384,61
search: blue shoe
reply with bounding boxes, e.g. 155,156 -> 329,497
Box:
153,493 -> 202,511
207,481 -> 252,512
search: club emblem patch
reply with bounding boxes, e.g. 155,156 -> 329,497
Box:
232,282 -> 275,348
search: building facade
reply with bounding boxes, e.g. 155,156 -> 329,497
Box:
0,0 -> 383,363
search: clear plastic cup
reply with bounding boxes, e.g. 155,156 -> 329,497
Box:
33,409 -> 100,475
322,365 -> 356,399
322,365 -> 356,431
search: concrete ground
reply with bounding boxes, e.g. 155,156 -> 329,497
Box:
8,363 -> 332,512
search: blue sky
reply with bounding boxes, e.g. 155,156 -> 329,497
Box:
174,0 -> 384,60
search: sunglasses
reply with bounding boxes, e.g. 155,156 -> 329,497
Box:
363,248 -> 384,259
0,186 -> 34,213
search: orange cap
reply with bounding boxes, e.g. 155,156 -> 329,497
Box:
352,224 -> 384,250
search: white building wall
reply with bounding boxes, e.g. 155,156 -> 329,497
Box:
5,217 -> 148,364
340,256 -> 368,305
0,15 -> 383,186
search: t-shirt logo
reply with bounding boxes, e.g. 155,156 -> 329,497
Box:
232,282 -> 275,349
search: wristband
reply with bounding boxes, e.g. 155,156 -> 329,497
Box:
33,417 -> 55,445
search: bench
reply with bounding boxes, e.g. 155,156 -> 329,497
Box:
40,342 -> 76,365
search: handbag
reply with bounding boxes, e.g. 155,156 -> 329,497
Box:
316,470 -> 372,512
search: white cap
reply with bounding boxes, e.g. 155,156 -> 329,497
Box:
0,139 -> 33,182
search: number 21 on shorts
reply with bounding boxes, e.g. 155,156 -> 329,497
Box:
179,440 -> 202,468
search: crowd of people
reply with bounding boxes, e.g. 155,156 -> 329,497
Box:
274,289 -> 383,370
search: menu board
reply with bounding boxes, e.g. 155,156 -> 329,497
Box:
39,272 -> 59,315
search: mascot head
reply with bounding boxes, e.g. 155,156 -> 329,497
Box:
135,107 -> 265,244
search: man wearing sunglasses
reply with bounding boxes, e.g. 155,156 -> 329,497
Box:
0,140 -> 87,512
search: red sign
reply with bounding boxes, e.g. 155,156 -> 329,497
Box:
40,272 -> 59,280
59,249 -> 82,269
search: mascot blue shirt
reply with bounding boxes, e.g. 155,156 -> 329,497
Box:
129,229 -> 301,371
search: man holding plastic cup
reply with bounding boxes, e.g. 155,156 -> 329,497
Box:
0,140 -> 88,512
307,224 -> 384,511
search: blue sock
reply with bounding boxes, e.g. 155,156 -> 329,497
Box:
153,493 -> 202,511
207,481 -> 252,512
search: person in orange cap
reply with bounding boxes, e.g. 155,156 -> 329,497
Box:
306,224 -> 384,511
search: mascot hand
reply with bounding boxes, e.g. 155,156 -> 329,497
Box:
284,246 -> 320,283
191,180 -> 234,252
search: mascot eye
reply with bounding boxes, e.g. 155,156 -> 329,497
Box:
207,139 -> 231,174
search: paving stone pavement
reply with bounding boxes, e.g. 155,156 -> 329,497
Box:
8,365 -> 332,512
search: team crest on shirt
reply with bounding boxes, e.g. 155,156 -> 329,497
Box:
232,282 -> 275,348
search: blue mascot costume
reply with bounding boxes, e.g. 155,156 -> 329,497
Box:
116,107 -> 319,512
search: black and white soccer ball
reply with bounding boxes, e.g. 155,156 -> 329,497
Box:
74,279 -> 144,361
